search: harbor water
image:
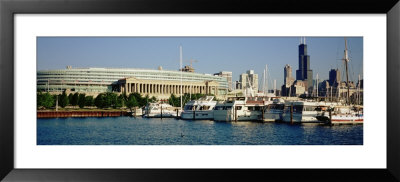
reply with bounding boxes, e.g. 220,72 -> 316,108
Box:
37,117 -> 363,145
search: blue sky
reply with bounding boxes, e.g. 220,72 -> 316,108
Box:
37,37 -> 363,89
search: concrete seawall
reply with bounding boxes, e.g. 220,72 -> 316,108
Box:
37,111 -> 129,118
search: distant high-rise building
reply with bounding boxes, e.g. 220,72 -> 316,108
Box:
284,64 -> 294,87
328,69 -> 341,86
296,38 -> 313,93
214,71 -> 233,91
239,70 -> 258,92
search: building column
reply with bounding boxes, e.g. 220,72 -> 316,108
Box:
156,84 -> 159,94
167,85 -> 169,94
149,84 -> 152,94
134,83 -> 137,93
125,83 -> 128,94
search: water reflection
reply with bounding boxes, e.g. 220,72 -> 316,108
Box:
37,117 -> 363,145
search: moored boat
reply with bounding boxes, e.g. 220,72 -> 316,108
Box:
213,97 -> 269,122
281,101 -> 335,123
263,98 -> 285,122
181,96 -> 217,120
317,106 -> 363,125
143,102 -> 179,118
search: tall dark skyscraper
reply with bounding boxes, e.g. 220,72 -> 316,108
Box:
328,69 -> 341,86
296,38 -> 313,93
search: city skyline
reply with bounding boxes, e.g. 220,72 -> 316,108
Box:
37,37 -> 363,90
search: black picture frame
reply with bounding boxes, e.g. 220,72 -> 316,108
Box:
1,0 -> 399,181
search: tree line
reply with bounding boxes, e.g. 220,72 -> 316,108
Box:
37,91 -> 212,110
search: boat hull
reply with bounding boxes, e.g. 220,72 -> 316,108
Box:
263,110 -> 282,122
181,110 -> 214,120
281,112 -> 322,123
214,110 -> 262,122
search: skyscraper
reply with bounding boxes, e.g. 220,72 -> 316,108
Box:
284,64 -> 294,87
214,71 -> 233,91
239,70 -> 258,92
296,37 -> 313,93
328,69 -> 341,87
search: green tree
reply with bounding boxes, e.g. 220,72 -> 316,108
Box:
150,96 -> 157,103
42,92 -> 55,109
94,93 -> 105,108
168,94 -> 178,107
143,94 -> 150,106
78,93 -> 86,108
71,92 -> 79,107
85,96 -> 94,107
68,93 -> 73,106
37,92 -> 43,108
126,94 -> 139,112
58,91 -> 69,108
104,92 -> 117,108
131,93 -> 145,107
116,94 -> 125,108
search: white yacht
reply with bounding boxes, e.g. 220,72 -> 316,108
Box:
143,102 -> 179,118
317,106 -> 363,125
181,96 -> 217,120
281,101 -> 328,123
263,98 -> 285,122
213,97 -> 269,122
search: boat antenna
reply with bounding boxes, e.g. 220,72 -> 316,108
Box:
265,64 -> 268,94
344,38 -> 350,105
180,45 -> 183,110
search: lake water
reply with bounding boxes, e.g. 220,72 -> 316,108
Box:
37,117 -> 363,145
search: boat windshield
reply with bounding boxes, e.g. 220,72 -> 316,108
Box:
266,104 -> 285,110
213,106 -> 232,110
184,105 -> 194,110
199,105 -> 211,110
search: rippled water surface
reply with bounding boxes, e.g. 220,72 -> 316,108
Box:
37,117 -> 363,145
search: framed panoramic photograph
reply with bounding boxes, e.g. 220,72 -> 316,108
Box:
1,0 -> 400,181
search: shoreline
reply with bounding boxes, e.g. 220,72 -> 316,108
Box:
37,110 -> 129,118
